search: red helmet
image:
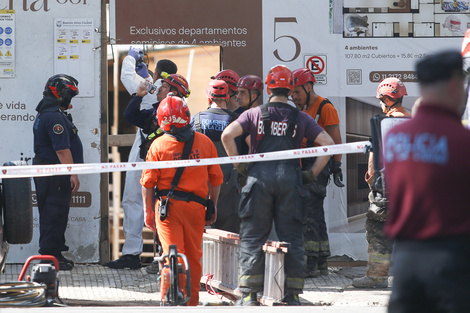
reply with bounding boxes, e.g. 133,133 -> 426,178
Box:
292,68 -> 316,86
206,79 -> 229,103
157,95 -> 190,132
376,77 -> 407,99
265,65 -> 294,93
238,75 -> 263,92
211,69 -> 239,91
162,73 -> 191,98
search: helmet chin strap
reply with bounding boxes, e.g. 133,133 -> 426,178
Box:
301,85 -> 310,110
246,90 -> 260,109
383,99 -> 401,113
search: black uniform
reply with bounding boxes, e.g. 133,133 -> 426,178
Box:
236,103 -> 324,295
191,107 -> 240,233
33,97 -> 83,257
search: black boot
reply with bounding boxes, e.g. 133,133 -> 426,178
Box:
105,254 -> 141,269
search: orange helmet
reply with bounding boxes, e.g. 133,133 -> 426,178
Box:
376,77 -> 407,99
157,95 -> 190,132
211,69 -> 239,91
265,65 -> 294,94
292,68 -> 316,86
162,73 -> 191,98
206,79 -> 229,103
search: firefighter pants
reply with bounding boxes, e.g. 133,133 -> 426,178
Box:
238,160 -> 305,294
302,167 -> 331,266
212,166 -> 240,233
156,199 -> 206,306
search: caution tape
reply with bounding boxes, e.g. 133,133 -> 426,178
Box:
0,141 -> 370,179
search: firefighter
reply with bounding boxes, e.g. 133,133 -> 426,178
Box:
124,73 -> 190,131
221,65 -> 334,305
33,74 -> 82,271
352,77 -> 410,289
106,46 -> 177,270
237,74 -> 263,110
191,80 -> 240,233
211,69 -> 241,113
141,95 -> 223,306
235,75 -> 264,156
291,68 -> 344,277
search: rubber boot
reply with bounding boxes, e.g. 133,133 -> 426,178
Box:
318,257 -> 328,276
304,256 -> 320,278
352,254 -> 389,288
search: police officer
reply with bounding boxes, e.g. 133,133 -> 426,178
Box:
221,65 -> 334,306
33,74 -> 82,271
191,80 -> 240,233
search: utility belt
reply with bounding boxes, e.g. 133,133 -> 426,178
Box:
156,189 -> 208,207
155,188 -> 214,222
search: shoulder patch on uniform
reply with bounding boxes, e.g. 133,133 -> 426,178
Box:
53,124 -> 64,135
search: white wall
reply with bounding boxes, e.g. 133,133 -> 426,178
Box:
1,1 -> 102,263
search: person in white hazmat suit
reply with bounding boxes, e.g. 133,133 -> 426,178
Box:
106,46 -> 177,270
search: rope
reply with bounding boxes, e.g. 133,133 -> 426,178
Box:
203,274 -> 238,302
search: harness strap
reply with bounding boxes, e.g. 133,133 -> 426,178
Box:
194,113 -> 202,133
169,132 -> 194,191
306,98 -> 331,147
315,98 -> 331,122
155,132 -> 195,201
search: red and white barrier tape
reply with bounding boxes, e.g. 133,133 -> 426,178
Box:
0,141 -> 370,179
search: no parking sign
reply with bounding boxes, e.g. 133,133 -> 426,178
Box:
304,54 -> 327,85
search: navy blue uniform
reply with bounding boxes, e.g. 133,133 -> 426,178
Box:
33,98 -> 83,256
191,108 -> 240,233
123,94 -> 158,129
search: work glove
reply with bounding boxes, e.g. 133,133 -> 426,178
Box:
128,46 -> 143,62
136,63 -> 149,79
236,163 -> 250,187
236,163 -> 250,177
330,160 -> 345,188
301,170 -> 316,185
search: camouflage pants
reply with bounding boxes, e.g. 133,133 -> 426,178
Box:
365,191 -> 393,277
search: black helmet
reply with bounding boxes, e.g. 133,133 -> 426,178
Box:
44,74 -> 79,105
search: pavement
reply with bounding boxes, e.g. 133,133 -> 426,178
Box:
0,262 -> 391,309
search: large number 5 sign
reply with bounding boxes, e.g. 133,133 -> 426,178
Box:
273,17 -> 301,62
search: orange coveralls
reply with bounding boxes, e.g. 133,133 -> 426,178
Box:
141,132 -> 223,306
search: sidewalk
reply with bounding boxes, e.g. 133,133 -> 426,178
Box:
0,263 -> 390,307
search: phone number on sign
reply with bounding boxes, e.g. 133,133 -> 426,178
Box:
369,71 -> 418,83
